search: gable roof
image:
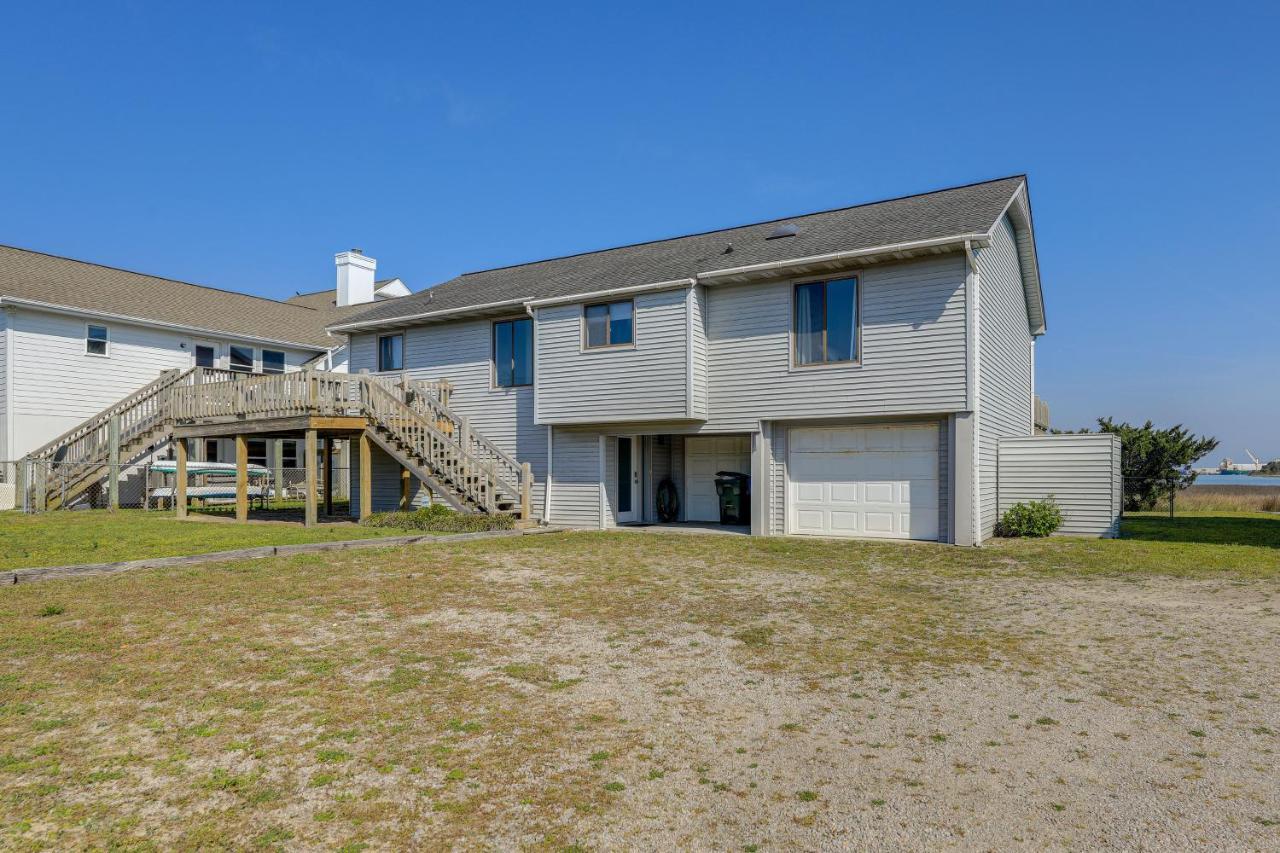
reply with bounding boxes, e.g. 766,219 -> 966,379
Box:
0,245 -> 354,350
331,175 -> 1043,333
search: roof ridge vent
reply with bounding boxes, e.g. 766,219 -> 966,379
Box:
766,223 -> 799,239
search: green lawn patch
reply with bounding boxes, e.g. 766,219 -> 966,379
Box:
0,509 -> 405,571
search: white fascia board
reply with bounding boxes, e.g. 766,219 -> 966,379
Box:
987,181 -> 1046,336
695,233 -> 990,282
327,296 -> 533,333
0,296 -> 329,353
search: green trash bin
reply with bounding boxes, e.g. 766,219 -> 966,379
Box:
714,471 -> 751,526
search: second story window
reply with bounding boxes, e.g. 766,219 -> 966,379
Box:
378,334 -> 404,372
584,299 -> 634,348
261,350 -> 285,374
85,324 -> 109,356
195,343 -> 217,368
794,277 -> 858,366
493,318 -> 533,387
229,344 -> 254,373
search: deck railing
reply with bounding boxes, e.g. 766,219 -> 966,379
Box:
20,368 -> 531,517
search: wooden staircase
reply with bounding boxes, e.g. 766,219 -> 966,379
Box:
20,369 -> 534,521
19,367 -> 213,511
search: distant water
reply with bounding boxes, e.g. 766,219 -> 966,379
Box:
1193,474 -> 1280,487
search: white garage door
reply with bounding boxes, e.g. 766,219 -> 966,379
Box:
685,436 -> 750,522
788,424 -> 939,540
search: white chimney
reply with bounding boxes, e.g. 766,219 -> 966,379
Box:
335,248 -> 376,306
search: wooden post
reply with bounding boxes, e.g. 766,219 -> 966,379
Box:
359,431 -> 372,521
520,461 -> 532,523
323,437 -> 334,517
235,434 -> 248,523
176,438 -> 188,519
304,429 -> 318,527
400,466 -> 411,511
271,439 -> 284,509
107,414 -> 121,510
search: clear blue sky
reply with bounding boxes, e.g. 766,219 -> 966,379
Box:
3,1 -> 1277,462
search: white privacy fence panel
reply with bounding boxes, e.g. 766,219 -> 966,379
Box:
997,434 -> 1122,538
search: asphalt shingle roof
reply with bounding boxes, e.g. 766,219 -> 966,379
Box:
0,245 -> 363,349
335,175 -> 1025,328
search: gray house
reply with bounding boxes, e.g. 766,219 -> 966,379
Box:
331,176 -> 1058,544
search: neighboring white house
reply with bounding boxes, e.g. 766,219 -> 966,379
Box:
328,175 -> 1089,544
0,245 -> 409,502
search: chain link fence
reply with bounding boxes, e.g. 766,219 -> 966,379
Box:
12,459 -> 352,516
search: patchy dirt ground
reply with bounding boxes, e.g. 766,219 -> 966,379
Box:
1,530 -> 1277,850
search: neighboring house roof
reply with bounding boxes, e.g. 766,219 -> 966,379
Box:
286,278 -> 409,311
0,244 -> 358,350
331,175 -> 1044,334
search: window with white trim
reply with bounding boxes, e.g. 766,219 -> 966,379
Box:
229,345 -> 254,373
86,324 -> 109,356
584,299 -> 634,348
261,349 -> 285,374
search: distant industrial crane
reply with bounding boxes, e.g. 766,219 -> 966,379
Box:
1245,449 -> 1262,467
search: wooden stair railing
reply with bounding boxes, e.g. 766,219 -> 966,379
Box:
21,368 -> 535,520
357,377 -> 522,515
21,367 -> 200,510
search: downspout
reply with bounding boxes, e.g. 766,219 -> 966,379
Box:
965,240 -> 982,546
3,306 -> 14,464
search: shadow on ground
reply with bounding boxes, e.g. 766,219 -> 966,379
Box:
1121,514 -> 1280,548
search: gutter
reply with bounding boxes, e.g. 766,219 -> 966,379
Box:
327,295 -> 533,333
695,233 -> 990,282
0,296 -> 328,354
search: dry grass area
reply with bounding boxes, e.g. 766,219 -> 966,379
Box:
2,526 -> 1278,849
1178,484 -> 1280,513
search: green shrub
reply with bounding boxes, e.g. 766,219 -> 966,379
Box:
360,503 -> 517,533
995,498 -> 1063,538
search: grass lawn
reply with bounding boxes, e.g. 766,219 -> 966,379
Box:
1,515 -> 1277,848
0,510 -> 407,571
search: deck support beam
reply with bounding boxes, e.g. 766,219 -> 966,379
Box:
271,439 -> 283,510
323,437 -> 334,517
304,429 -> 318,527
359,431 -> 373,521
175,438 -> 188,519
400,466 -> 411,511
235,434 -> 249,523
520,462 -> 531,522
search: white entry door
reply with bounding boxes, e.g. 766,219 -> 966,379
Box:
616,436 -> 641,523
788,424 -> 939,540
685,436 -> 750,522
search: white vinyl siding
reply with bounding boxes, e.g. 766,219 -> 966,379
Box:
706,255 -> 968,432
348,320 -> 548,519
535,288 -> 693,424
769,425 -> 787,535
997,434 -> 1122,538
0,310 -> 9,466
6,307 -> 314,458
689,285 -> 709,419
975,216 -> 1035,539
547,428 -> 601,527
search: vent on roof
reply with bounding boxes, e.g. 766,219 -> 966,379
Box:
766,223 -> 799,239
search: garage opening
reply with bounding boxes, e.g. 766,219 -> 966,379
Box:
787,423 -> 940,540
